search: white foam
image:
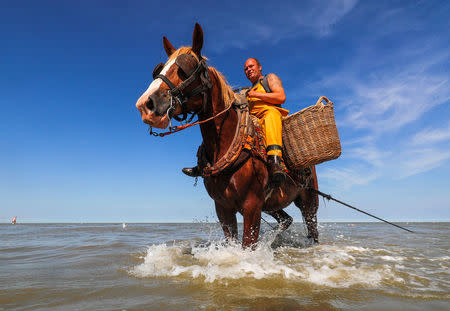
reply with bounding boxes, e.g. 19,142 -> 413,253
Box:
344,246 -> 371,252
429,256 -> 450,262
130,239 -> 404,287
378,255 -> 406,262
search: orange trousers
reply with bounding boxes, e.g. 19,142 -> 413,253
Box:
250,104 -> 289,157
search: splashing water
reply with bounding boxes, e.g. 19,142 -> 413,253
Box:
3,222 -> 449,311
130,229 -> 416,288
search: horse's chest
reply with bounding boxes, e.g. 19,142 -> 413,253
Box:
204,178 -> 233,201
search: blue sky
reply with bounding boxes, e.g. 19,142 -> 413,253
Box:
1,0 -> 449,223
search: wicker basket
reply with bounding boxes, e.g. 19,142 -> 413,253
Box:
282,96 -> 341,169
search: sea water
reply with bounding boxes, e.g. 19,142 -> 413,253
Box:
1,222 -> 449,310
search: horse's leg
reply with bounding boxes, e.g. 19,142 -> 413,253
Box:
295,196 -> 319,244
295,166 -> 319,243
242,197 -> 262,249
265,210 -> 293,230
215,202 -> 237,242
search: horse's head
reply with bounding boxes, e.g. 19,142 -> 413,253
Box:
136,23 -> 211,129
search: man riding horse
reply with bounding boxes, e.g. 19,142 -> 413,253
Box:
136,23 -> 320,247
183,58 -> 288,187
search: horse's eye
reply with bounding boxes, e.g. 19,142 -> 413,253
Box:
152,63 -> 164,79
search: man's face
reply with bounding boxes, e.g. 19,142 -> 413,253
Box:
244,59 -> 262,83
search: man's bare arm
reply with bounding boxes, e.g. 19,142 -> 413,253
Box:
266,73 -> 286,103
247,73 -> 286,105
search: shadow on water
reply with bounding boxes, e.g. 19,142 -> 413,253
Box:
269,228 -> 315,249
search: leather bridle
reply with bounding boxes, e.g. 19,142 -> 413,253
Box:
148,54 -> 239,138
151,54 -> 213,122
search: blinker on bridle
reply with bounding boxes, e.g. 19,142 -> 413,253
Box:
148,53 -> 244,138
150,54 -> 213,123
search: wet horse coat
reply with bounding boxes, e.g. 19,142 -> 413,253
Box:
136,23 -> 319,248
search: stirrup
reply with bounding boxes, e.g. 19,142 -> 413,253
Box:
182,166 -> 201,177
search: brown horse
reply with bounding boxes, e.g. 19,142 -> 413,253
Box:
136,23 -> 319,248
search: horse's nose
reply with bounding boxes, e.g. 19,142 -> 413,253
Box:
146,96 -> 154,111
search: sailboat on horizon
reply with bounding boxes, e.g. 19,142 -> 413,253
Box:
11,216 -> 17,225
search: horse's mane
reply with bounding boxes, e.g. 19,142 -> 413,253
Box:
169,47 -> 236,108
208,67 -> 236,108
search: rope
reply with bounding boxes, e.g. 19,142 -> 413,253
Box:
261,216 -> 276,230
149,101 -> 235,137
309,188 -> 414,233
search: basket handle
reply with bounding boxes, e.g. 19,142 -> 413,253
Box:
315,96 -> 333,107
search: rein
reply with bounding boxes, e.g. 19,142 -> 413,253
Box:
148,102 -> 234,137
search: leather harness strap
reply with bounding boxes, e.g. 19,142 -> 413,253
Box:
201,103 -> 251,176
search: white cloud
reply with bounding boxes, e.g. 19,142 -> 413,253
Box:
346,145 -> 391,167
393,123 -> 450,178
338,69 -> 450,178
205,0 -> 359,50
205,1 -> 450,185
341,135 -> 376,147
300,4 -> 450,183
411,123 -> 450,145
291,0 -> 359,37
343,73 -> 449,133
319,166 -> 380,190
398,148 -> 450,178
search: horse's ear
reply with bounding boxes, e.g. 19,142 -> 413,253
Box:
192,23 -> 203,56
163,36 -> 176,57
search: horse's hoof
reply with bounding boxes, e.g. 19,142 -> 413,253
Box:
307,236 -> 319,245
279,216 -> 293,231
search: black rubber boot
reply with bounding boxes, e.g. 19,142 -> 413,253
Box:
267,155 -> 287,187
182,166 -> 201,177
